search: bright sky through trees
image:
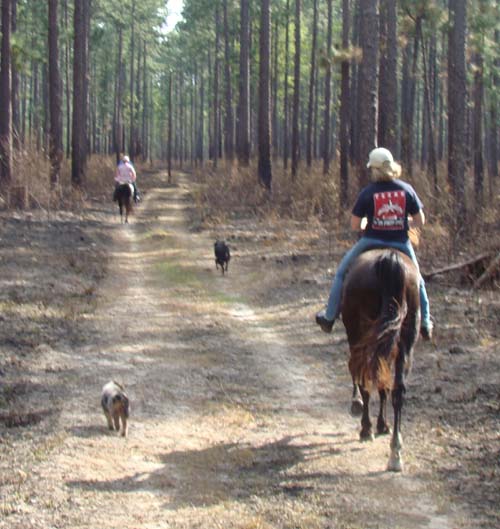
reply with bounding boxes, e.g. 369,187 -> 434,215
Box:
165,0 -> 184,32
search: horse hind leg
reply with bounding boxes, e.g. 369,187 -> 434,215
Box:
387,353 -> 405,472
376,388 -> 391,435
119,202 -> 124,224
359,386 -> 374,441
351,382 -> 363,417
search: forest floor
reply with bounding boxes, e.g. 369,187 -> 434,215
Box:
0,170 -> 498,529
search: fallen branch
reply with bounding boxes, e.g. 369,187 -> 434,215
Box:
474,252 -> 500,288
422,252 -> 493,281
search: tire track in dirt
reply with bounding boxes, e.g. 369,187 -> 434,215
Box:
2,171 -> 466,529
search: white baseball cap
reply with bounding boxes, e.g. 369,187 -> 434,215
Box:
366,147 -> 394,169
123,155 -> 130,162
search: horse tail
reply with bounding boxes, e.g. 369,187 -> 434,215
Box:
370,250 -> 407,387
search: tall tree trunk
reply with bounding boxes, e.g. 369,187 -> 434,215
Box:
258,0 -> 272,190
377,0 -> 397,154
0,0 -> 12,185
473,50 -> 484,208
179,73 -> 184,168
358,0 -> 379,186
191,67 -> 196,166
48,0 -> 63,187
213,5 -> 220,169
272,16 -> 279,157
141,41 -> 148,161
11,0 -> 19,149
222,0 -> 234,161
84,0 -> 90,157
313,63 -> 319,158
419,25 -> 438,190
305,0 -> 318,168
323,0 -> 334,175
64,0 -> 71,158
488,9 -> 499,187
283,0 -> 290,170
21,73 -> 26,142
114,26 -> 124,163
401,16 -> 421,177
32,61 -> 39,148
291,0 -> 301,179
237,0 -> 250,165
350,0 -> 361,164
167,73 -> 172,183
198,70 -> 205,165
128,0 -> 136,159
174,73 -> 179,161
339,0 -> 350,199
43,64 -> 50,153
148,76 -> 153,163
71,0 -> 89,186
447,0 -> 467,234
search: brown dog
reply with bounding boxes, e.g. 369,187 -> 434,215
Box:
101,381 -> 130,437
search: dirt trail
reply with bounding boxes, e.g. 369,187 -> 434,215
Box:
0,172 -> 477,528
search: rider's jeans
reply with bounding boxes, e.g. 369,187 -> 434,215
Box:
324,236 -> 431,327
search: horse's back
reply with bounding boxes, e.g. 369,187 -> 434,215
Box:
346,248 -> 417,283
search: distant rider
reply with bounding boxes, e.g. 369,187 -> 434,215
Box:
114,155 -> 140,203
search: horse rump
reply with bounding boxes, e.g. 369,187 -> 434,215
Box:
114,183 -> 134,223
343,249 -> 414,390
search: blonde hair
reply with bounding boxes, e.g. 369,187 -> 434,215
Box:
371,160 -> 402,182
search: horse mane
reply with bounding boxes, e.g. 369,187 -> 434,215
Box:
349,251 -> 407,390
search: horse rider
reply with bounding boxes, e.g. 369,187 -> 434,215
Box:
114,155 -> 140,203
315,147 -> 434,340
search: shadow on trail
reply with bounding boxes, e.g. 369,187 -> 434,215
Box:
70,424 -> 108,438
66,434 -> 350,509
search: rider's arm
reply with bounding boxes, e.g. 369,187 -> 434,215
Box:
409,210 -> 425,229
350,215 -> 363,232
129,164 -> 137,182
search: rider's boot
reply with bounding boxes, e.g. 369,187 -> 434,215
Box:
315,308 -> 335,333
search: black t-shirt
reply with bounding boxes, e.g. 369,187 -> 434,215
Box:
351,179 -> 423,242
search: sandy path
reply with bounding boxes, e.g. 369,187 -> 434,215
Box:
2,172 -> 466,529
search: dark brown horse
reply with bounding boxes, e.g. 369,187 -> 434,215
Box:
114,183 -> 134,224
341,249 -> 420,472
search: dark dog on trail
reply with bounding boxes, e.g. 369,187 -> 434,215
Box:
101,381 -> 130,437
214,240 -> 230,274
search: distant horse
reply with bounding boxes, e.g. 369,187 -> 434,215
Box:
341,249 -> 420,472
114,183 -> 134,224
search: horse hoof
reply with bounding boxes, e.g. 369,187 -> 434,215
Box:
387,457 -> 403,472
350,399 -> 363,417
359,431 -> 374,442
376,425 -> 391,436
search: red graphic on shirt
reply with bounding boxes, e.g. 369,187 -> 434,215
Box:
372,191 -> 406,230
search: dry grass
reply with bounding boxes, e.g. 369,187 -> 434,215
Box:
4,148 -> 117,212
192,160 -> 340,224
193,159 -> 500,263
